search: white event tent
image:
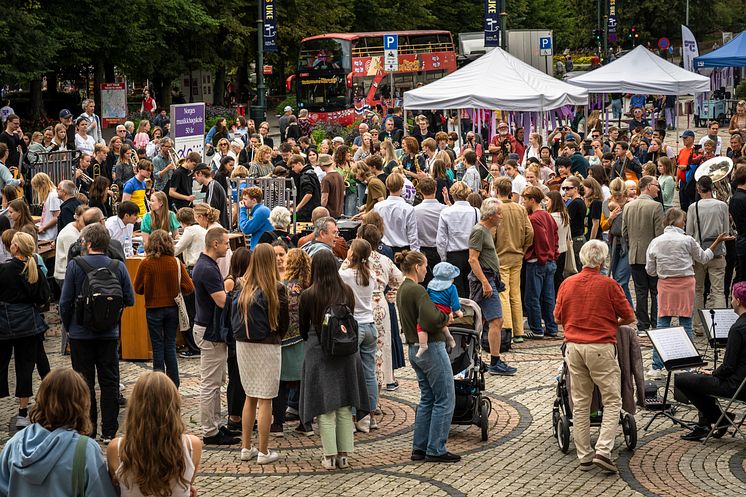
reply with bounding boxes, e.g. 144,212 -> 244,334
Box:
403,47 -> 588,111
568,45 -> 710,95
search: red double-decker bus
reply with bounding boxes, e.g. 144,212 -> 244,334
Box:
293,30 -> 457,125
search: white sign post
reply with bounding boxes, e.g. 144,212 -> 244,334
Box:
384,34 -> 399,72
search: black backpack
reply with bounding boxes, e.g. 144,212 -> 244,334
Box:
74,258 -> 124,333
319,304 -> 358,357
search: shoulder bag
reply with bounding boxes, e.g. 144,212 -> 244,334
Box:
174,259 -> 191,331
563,228 -> 578,277
71,435 -> 88,497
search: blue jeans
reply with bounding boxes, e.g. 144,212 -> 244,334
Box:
344,190 -> 358,217
611,99 -> 622,119
524,261 -> 558,335
145,306 -> 180,388
652,316 -> 693,370
610,243 -> 633,306
408,341 -> 455,456
357,322 -> 378,411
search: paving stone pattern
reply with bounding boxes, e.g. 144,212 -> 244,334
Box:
2,314 -> 745,497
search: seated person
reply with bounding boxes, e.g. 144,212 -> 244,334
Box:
676,281 -> 746,441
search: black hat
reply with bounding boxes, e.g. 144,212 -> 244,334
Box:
193,162 -> 211,174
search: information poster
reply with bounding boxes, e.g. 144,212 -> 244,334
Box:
100,83 -> 127,127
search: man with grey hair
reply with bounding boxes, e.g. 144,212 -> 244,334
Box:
78,98 -> 104,144
468,197 -> 516,376
57,180 -> 81,233
67,207 -> 126,262
152,137 -> 177,192
301,216 -> 339,259
554,240 -> 635,474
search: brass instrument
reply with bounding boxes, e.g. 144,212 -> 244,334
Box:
110,184 -> 120,215
168,149 -> 180,169
93,162 -> 101,180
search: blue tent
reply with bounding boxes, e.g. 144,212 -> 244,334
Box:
694,31 -> 746,68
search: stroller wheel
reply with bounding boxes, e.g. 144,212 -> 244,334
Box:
480,398 -> 490,441
556,415 -> 571,453
622,413 -> 637,450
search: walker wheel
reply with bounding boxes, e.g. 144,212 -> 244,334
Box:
480,398 -> 490,441
557,415 -> 571,453
622,414 -> 637,450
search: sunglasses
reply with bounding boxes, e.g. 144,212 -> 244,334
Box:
561,186 -> 576,191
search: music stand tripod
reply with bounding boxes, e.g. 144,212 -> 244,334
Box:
644,328 -> 708,431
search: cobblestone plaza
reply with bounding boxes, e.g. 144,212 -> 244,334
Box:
2,312 -> 745,497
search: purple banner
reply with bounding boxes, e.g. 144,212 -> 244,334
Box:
171,103 -> 205,139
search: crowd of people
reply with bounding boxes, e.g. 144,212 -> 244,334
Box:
1,94 -> 746,492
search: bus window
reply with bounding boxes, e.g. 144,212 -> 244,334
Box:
298,75 -> 348,111
297,39 -> 351,71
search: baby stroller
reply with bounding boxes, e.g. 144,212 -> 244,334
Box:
552,339 -> 638,453
448,299 -> 491,441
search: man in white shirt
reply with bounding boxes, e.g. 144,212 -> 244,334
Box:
105,201 -> 139,254
373,172 -> 419,253
54,204 -> 86,354
505,159 -> 527,202
437,181 -> 481,297
414,177 -> 446,283
461,150 -> 481,194
698,121 -> 722,155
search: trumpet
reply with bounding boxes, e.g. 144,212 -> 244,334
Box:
110,183 -> 119,202
168,148 -> 180,169
72,164 -> 94,186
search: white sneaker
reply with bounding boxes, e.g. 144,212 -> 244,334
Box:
240,447 -> 258,461
15,416 -> 30,429
369,416 -> 379,430
336,455 -> 349,469
646,367 -> 663,380
355,416 -> 370,433
257,449 -> 279,464
321,455 -> 336,470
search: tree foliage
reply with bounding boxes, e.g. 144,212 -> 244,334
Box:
0,0 -> 743,116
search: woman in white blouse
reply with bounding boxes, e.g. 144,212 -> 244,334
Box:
174,207 -> 207,269
645,207 -> 732,377
74,117 -> 96,155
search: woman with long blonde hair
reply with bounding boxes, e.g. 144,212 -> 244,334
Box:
0,231 -> 50,429
31,172 -> 61,241
233,243 -> 289,464
107,372 -> 202,497
141,190 -> 178,247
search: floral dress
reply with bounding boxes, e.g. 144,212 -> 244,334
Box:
341,251 -> 403,385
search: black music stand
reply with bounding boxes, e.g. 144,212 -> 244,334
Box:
644,327 -> 707,431
698,308 -> 736,370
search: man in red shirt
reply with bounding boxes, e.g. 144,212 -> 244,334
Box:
488,121 -> 518,164
554,240 -> 635,474
522,186 -> 559,338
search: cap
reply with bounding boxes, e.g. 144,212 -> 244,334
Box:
284,105 -> 293,113
564,134 -> 576,142
427,262 -> 461,292
193,163 -> 211,174
318,154 -> 333,167
332,136 -> 344,144
59,109 -> 72,119
680,130 -> 695,138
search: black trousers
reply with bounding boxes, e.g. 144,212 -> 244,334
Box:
554,252 -> 567,295
0,335 -> 38,398
446,250 -> 470,298
735,253 -> 746,286
724,240 -> 736,300
676,372 -> 739,426
226,351 -> 246,417
70,338 -> 120,438
181,290 -> 200,353
36,334 -> 50,380
420,246 -> 440,287
630,264 -> 658,331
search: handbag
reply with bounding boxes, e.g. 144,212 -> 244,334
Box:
563,229 -> 578,277
174,259 -> 191,332
695,200 -> 725,257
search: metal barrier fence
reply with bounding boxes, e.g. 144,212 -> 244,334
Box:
28,150 -> 79,187
226,177 -> 297,233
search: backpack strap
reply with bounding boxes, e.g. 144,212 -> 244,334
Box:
71,435 -> 88,497
73,256 -> 95,275
107,259 -> 120,274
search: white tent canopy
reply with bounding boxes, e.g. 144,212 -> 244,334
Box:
402,47 -> 588,111
568,45 -> 710,95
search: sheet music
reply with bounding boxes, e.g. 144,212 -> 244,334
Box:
699,309 -> 739,340
647,327 -> 699,363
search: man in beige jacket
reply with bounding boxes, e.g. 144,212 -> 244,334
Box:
493,178 -> 534,342
622,176 -> 664,331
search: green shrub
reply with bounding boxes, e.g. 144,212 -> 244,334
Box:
275,95 -> 297,116
736,81 -> 746,100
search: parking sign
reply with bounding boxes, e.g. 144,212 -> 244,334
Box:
384,34 -> 398,71
539,36 -> 553,56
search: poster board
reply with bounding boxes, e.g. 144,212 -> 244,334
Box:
100,83 -> 127,127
